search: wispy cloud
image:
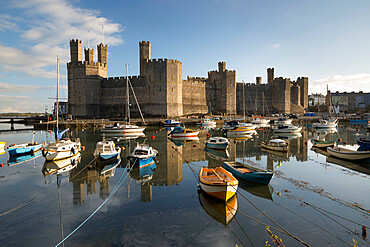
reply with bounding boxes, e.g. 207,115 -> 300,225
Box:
0,81 -> 66,93
310,73 -> 370,94
272,43 -> 280,49
0,0 -> 123,79
0,95 -> 46,113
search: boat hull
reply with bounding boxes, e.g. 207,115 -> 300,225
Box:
101,127 -> 145,133
311,139 -> 335,148
224,162 -> 273,185
171,131 -> 199,138
327,147 -> 370,160
43,142 -> 81,161
99,148 -> 121,160
205,142 -> 229,150
199,180 -> 237,201
261,142 -> 287,152
8,144 -> 43,156
357,140 -> 370,150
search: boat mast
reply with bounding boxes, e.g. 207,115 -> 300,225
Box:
242,80 -> 245,120
126,64 -> 130,124
56,56 -> 59,129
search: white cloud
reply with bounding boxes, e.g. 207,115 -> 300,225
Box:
310,73 -> 370,94
0,0 -> 123,79
0,95 -> 46,113
0,81 -> 66,93
272,43 -> 280,49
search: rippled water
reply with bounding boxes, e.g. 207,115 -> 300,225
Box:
0,123 -> 369,247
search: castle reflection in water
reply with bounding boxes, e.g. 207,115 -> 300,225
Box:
67,128 -> 311,204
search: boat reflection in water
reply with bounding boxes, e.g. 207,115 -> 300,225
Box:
198,190 -> 238,226
7,150 -> 42,166
95,157 -> 121,177
129,159 -> 157,202
42,152 -> 81,176
261,147 -> 289,162
238,180 -> 274,201
326,155 -> 370,175
205,148 -> 230,161
102,132 -> 145,142
170,136 -> 199,147
272,132 -> 302,140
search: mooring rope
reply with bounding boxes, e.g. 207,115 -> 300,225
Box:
55,162 -> 133,247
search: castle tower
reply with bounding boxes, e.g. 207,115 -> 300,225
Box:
70,39 -> 82,63
218,61 -> 226,72
84,48 -> 94,64
139,41 -> 151,76
256,76 -> 262,84
297,77 -> 308,110
97,43 -> 107,64
267,68 -> 274,84
207,61 -> 236,115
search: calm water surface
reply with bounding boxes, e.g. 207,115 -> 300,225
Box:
0,123 -> 369,246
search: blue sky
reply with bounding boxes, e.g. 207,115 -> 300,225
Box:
1,0 -> 370,113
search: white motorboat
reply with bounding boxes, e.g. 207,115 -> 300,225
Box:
94,140 -> 122,160
170,126 -> 199,138
226,127 -> 255,137
312,118 -> 338,128
222,121 -> 240,130
251,118 -> 270,125
127,143 -> 158,167
327,147 -> 370,160
204,137 -> 229,150
274,118 -> 292,125
261,139 -> 288,152
272,124 -> 302,133
197,119 -> 216,128
238,122 -> 257,129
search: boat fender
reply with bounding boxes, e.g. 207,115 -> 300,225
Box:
343,141 -> 347,145
81,146 -> 85,151
193,144 -> 196,147
338,138 -> 342,142
121,147 -> 125,150
207,133 -> 210,137
34,142 -> 38,145
234,140 -> 237,143
362,226 -> 367,239
151,136 -> 155,140
155,130 -> 157,133
304,141 -> 308,145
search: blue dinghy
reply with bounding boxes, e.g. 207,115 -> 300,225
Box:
8,143 -> 43,156
128,143 -> 158,168
223,161 -> 273,185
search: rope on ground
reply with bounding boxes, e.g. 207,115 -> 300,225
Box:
55,162 -> 133,247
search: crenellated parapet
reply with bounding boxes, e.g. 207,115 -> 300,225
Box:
146,58 -> 182,65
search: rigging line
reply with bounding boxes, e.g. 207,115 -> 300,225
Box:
55,164 -> 134,247
69,156 -> 98,181
303,201 -> 369,228
245,88 -> 256,116
234,186 -> 310,247
128,78 -> 146,125
272,201 -> 352,247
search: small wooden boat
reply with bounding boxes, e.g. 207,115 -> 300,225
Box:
204,137 -> 229,150
94,140 -> 122,160
8,142 -> 43,155
311,139 -> 336,148
128,143 -> 158,167
162,119 -> 181,127
223,161 -> 273,185
198,166 -> 238,201
357,139 -> 370,150
198,190 -> 238,226
261,139 -> 288,152
272,124 -> 302,133
327,147 -> 370,160
170,126 -> 199,138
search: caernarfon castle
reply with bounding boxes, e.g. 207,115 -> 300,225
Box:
67,39 -> 308,118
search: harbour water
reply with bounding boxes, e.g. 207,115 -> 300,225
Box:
0,123 -> 369,246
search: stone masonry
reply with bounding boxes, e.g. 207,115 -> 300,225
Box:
67,39 -> 308,118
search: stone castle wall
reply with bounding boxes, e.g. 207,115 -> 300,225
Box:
67,39 -> 308,118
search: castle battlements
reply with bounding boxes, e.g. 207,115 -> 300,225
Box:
147,58 -> 182,65
104,75 -> 143,81
70,39 -> 82,44
67,61 -> 107,68
139,41 -> 150,45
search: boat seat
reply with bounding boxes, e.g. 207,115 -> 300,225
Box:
236,168 -> 253,173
